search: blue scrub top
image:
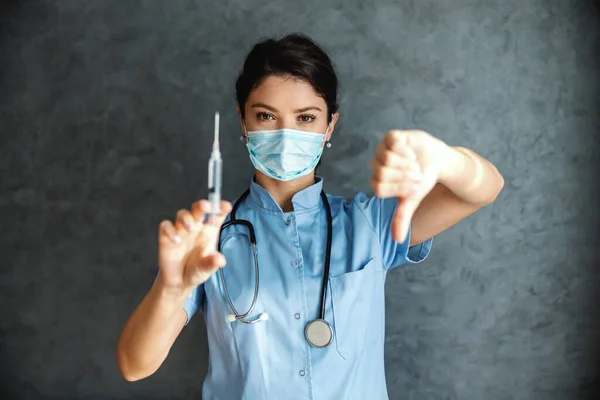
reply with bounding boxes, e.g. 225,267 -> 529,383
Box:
183,176 -> 433,400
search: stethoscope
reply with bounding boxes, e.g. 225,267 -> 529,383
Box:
218,188 -> 334,348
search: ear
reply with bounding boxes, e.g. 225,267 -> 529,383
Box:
326,112 -> 340,141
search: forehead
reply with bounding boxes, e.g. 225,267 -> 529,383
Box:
247,75 -> 326,109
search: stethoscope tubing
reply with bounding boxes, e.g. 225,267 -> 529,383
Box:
218,188 -> 333,326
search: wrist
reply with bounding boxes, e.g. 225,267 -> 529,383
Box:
153,274 -> 192,303
437,145 -> 467,185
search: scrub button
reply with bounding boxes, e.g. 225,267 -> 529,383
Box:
294,313 -> 301,319
299,370 -> 305,377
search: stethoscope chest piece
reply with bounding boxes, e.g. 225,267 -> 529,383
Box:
305,319 -> 333,348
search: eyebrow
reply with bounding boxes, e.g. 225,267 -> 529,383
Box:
251,103 -> 322,113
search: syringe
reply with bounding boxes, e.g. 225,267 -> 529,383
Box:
208,111 -> 222,226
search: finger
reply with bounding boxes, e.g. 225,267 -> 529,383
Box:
196,223 -> 221,256
391,145 -> 418,162
191,200 -> 211,222
196,252 -> 227,271
213,200 -> 233,225
370,159 -> 422,182
175,209 -> 197,233
159,220 -> 182,244
383,132 -> 419,160
204,201 -> 233,226
384,130 -> 408,149
370,178 -> 421,199
189,247 -> 227,270
385,130 -> 425,146
186,251 -> 227,285
375,145 -> 421,172
392,198 -> 420,243
191,200 -> 232,225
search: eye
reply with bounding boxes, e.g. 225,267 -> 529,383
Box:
256,112 -> 275,121
298,114 -> 316,123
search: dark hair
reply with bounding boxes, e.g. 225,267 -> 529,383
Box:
235,33 -> 339,124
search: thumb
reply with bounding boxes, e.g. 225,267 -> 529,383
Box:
186,250 -> 227,285
392,197 -> 419,243
199,252 -> 227,271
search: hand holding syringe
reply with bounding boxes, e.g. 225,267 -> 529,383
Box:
154,111 -> 231,291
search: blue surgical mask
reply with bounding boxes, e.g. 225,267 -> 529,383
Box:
243,127 -> 329,181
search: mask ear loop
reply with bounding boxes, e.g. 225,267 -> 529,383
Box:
240,120 -> 249,144
325,114 -> 333,148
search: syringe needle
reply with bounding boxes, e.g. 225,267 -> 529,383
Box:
214,112 -> 220,151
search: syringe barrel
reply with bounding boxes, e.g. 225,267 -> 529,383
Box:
208,154 -> 222,221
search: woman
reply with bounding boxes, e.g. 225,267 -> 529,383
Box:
117,33 -> 504,399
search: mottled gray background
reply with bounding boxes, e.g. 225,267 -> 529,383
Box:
1,0 -> 599,399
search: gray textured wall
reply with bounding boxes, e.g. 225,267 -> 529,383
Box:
1,0 -> 599,399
